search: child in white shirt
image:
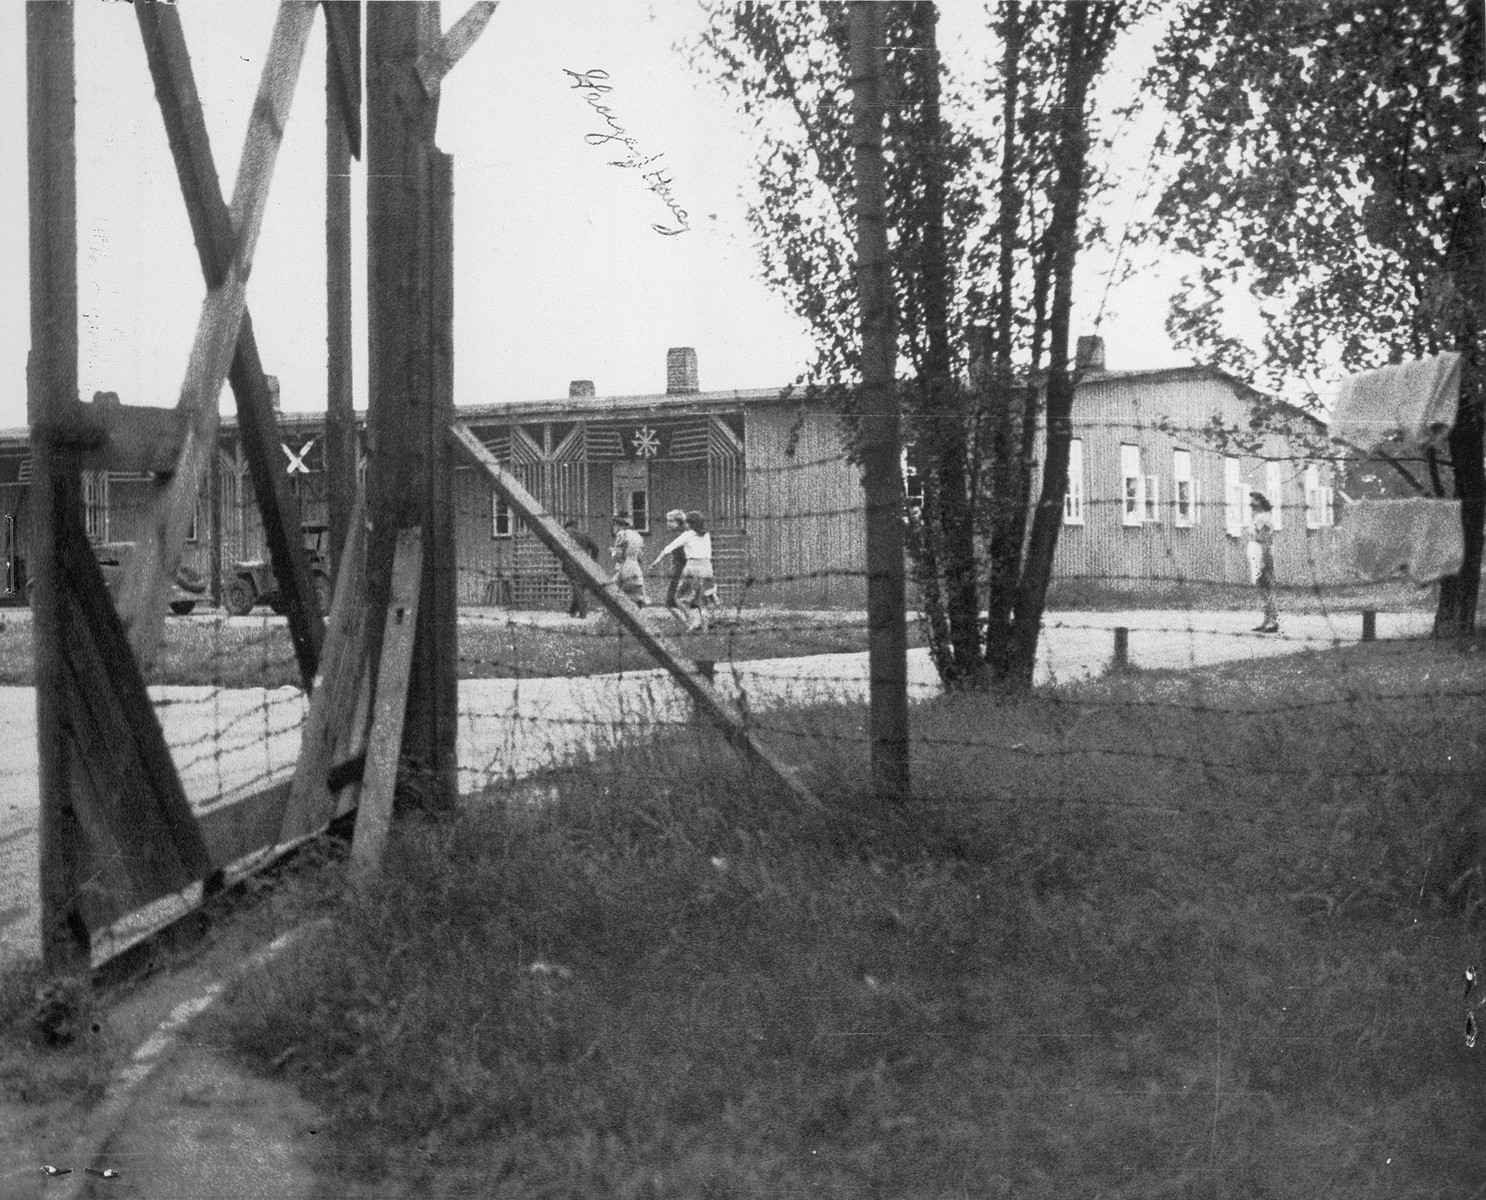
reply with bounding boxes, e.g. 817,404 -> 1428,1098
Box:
651,510 -> 718,631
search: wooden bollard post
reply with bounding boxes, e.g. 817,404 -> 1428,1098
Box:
1112,626 -> 1129,671
1361,610 -> 1376,643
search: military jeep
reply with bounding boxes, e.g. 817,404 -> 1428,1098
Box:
223,523 -> 333,617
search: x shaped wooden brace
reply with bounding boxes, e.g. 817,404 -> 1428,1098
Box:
115,1 -> 322,681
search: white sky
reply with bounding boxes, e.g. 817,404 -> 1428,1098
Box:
0,0 -> 1208,433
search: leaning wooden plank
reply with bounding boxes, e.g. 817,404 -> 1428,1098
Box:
414,1 -> 501,96
227,4 -> 319,268
351,528 -> 425,873
280,492 -> 371,844
228,316 -> 325,688
115,3 -> 316,671
59,597 -> 198,919
133,0 -> 235,287
321,0 -> 362,158
61,514 -> 214,884
449,423 -> 822,809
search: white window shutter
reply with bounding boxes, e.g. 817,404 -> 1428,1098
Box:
1304,463 -> 1321,530
1122,444 -> 1143,527
1224,457 -> 1243,537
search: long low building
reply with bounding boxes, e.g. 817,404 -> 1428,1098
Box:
0,341 -> 1349,610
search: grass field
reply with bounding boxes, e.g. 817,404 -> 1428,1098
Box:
201,633 -> 1486,1198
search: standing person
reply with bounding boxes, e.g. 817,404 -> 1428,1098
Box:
660,509 -> 689,623
651,510 -> 718,632
1247,492 -> 1279,633
562,519 -> 600,619
611,514 -> 644,565
609,515 -> 649,607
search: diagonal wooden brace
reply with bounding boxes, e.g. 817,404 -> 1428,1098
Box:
321,0 -> 362,158
117,3 -> 318,675
133,1 -> 325,689
350,527 -> 424,873
414,1 -> 501,95
280,491 -> 376,845
448,422 -> 823,810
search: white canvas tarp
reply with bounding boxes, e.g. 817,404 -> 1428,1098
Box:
1337,497 -> 1463,585
1330,351 -> 1461,453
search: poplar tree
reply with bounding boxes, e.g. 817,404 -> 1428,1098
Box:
691,1 -> 1139,687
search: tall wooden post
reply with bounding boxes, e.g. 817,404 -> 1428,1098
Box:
325,0 -> 358,578
28,0 -> 90,971
366,2 -> 457,811
849,2 -> 910,804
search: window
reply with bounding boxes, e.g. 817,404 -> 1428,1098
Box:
1265,460 -> 1284,531
492,490 -> 511,538
1173,450 -> 1195,528
83,470 -> 108,542
1143,472 -> 1160,523
612,462 -> 650,533
1304,463 -> 1335,529
1224,456 -> 1244,537
1120,444 -> 1144,527
628,489 -> 650,534
1063,438 -> 1084,524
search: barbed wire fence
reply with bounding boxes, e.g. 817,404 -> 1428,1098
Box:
36,411 -> 1482,969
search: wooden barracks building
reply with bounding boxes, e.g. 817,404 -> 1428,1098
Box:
0,341 -> 1345,611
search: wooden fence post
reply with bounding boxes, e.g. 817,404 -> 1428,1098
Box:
1112,626 -> 1129,670
366,3 -> 457,814
324,0 -> 359,579
1361,610 -> 1377,643
29,0 -> 88,973
849,1 -> 910,805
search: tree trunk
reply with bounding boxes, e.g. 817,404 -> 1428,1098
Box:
1005,2 -> 1101,686
981,0 -> 1025,679
1433,0 -> 1484,637
849,0 -> 910,801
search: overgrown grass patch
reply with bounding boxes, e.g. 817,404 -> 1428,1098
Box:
0,961 -> 114,1113
211,637 -> 1486,1197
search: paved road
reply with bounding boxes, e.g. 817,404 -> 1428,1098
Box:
0,609 -> 1433,968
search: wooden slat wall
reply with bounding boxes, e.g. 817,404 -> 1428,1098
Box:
1042,374 -> 1348,590
745,406 -> 866,609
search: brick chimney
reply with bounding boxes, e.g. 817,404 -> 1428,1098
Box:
666,347 -> 699,394
569,380 -> 596,398
1075,335 -> 1105,373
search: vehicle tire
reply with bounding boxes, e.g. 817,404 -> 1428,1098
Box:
223,576 -> 256,617
314,573 -> 332,616
169,600 -> 196,616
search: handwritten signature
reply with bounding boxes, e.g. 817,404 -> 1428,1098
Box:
563,68 -> 690,237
